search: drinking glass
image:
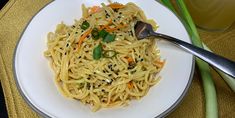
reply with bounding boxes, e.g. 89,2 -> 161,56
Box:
185,0 -> 235,31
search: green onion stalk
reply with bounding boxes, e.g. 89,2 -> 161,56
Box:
160,0 -> 235,92
202,44 -> 235,92
159,0 -> 221,118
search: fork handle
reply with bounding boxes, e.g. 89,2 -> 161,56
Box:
151,32 -> 235,78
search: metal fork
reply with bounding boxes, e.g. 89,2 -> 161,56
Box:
134,21 -> 235,78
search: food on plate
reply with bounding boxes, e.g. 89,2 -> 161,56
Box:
44,2 -> 165,111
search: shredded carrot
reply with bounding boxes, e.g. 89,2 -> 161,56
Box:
126,56 -> 134,63
99,20 -> 113,30
78,28 -> 92,49
99,24 -> 110,30
108,3 -> 125,9
106,24 -> 128,32
99,20 -> 128,32
127,81 -> 134,89
89,6 -> 101,14
106,19 -> 113,24
153,59 -> 166,68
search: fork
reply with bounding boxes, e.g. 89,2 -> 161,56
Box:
134,21 -> 235,78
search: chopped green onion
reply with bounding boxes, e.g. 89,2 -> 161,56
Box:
103,50 -> 117,58
99,29 -> 108,38
81,21 -> 90,30
103,33 -> 116,43
93,44 -> 102,60
91,28 -> 99,40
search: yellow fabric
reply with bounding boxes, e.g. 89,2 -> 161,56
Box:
0,0 -> 234,118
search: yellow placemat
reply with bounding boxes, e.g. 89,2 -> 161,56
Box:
168,24 -> 235,117
0,0 -> 52,118
0,0 -> 234,118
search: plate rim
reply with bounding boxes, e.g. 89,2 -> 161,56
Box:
12,1 -> 195,118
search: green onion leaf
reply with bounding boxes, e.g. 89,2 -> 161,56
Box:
103,50 -> 117,58
93,44 -> 102,60
91,28 -> 99,40
103,33 -> 116,43
99,29 -> 108,38
81,21 -> 90,30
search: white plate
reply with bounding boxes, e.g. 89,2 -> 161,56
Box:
14,0 -> 194,118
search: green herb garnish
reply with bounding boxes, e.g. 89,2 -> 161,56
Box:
99,29 -> 108,38
103,33 -> 116,43
91,28 -> 99,40
103,50 -> 117,58
81,21 -> 90,30
93,44 -> 102,60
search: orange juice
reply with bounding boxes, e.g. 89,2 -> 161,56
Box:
185,0 -> 235,31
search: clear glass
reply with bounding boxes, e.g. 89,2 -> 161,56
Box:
185,0 -> 235,31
